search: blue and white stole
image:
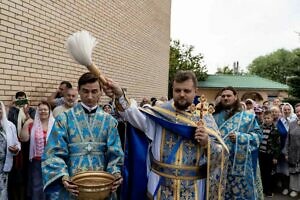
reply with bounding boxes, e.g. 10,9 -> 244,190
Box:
217,111 -> 253,176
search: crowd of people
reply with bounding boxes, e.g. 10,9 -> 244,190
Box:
0,70 -> 299,200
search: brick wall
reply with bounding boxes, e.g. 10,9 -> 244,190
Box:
0,0 -> 171,106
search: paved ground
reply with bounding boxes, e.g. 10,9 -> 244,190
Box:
269,192 -> 296,200
273,194 -> 293,200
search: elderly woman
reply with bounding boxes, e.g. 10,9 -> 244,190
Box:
278,103 -> 298,196
284,103 -> 300,197
19,101 -> 54,200
0,101 -> 20,199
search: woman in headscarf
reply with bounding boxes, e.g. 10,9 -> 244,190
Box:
19,101 -> 54,200
283,103 -> 300,197
245,98 -> 256,113
277,103 -> 297,196
0,101 -> 20,200
103,103 -> 113,114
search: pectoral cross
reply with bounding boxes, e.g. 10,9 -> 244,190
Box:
196,95 -> 208,126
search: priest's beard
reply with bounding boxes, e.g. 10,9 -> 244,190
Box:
174,100 -> 191,111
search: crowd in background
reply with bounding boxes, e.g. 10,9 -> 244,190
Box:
0,79 -> 300,199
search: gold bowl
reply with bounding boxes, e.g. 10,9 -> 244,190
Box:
71,171 -> 115,200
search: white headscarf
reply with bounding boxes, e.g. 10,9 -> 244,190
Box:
282,103 -> 297,122
0,101 -> 9,139
29,104 -> 55,161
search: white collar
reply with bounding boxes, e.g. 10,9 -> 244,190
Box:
80,102 -> 98,112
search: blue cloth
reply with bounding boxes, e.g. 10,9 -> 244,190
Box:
214,110 -> 262,200
121,123 -> 149,200
121,111 -> 198,200
277,119 -> 288,150
42,104 -> 124,199
121,100 -> 225,200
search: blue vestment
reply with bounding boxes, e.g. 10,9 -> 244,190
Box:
214,110 -> 262,200
42,104 -> 124,199
121,100 -> 228,200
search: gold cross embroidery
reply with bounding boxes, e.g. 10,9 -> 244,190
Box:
182,190 -> 193,199
166,137 -> 176,149
185,140 -> 195,150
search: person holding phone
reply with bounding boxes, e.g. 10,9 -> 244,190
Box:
7,91 -> 35,200
0,101 -> 21,199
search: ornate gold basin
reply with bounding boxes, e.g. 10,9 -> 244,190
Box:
71,171 -> 115,200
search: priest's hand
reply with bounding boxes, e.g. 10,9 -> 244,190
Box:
111,174 -> 123,192
194,125 -> 208,147
62,178 -> 79,196
103,78 -> 123,99
229,132 -> 236,143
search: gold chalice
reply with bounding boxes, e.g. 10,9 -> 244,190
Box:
71,171 -> 115,200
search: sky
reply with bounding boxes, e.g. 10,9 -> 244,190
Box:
171,0 -> 300,74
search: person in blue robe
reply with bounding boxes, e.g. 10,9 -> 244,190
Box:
213,87 -> 263,200
104,70 -> 229,200
42,72 -> 124,200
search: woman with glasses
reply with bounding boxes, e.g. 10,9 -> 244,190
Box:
19,101 -> 54,200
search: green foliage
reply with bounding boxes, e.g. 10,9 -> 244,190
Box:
169,40 -> 208,98
248,48 -> 300,84
287,68 -> 300,99
216,65 -> 234,75
283,97 -> 300,107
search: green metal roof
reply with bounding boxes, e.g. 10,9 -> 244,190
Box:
198,75 -> 289,90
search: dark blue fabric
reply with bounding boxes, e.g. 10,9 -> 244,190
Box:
145,112 -> 196,140
252,149 -> 258,176
121,123 -> 149,200
277,119 -> 288,136
277,119 -> 288,150
121,109 -> 197,200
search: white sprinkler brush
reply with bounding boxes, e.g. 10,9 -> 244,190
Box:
66,30 -> 107,84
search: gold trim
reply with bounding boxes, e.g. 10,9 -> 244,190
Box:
218,146 -> 225,200
151,106 -> 197,126
160,129 -> 166,161
195,143 -> 201,200
176,179 -> 180,200
151,168 -> 201,181
194,181 -> 199,200
206,138 -> 211,200
142,104 -> 229,153
152,157 -> 202,170
157,186 -> 161,200
177,140 -> 183,200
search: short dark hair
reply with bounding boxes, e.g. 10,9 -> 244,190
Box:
173,70 -> 197,88
78,72 -> 101,89
263,110 -> 272,116
221,86 -> 238,95
295,103 -> 300,109
15,91 -> 26,99
60,81 -> 72,89
214,86 -> 241,117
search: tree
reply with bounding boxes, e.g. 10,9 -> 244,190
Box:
287,52 -> 300,96
248,48 -> 299,84
216,65 -> 234,75
169,40 -> 208,98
